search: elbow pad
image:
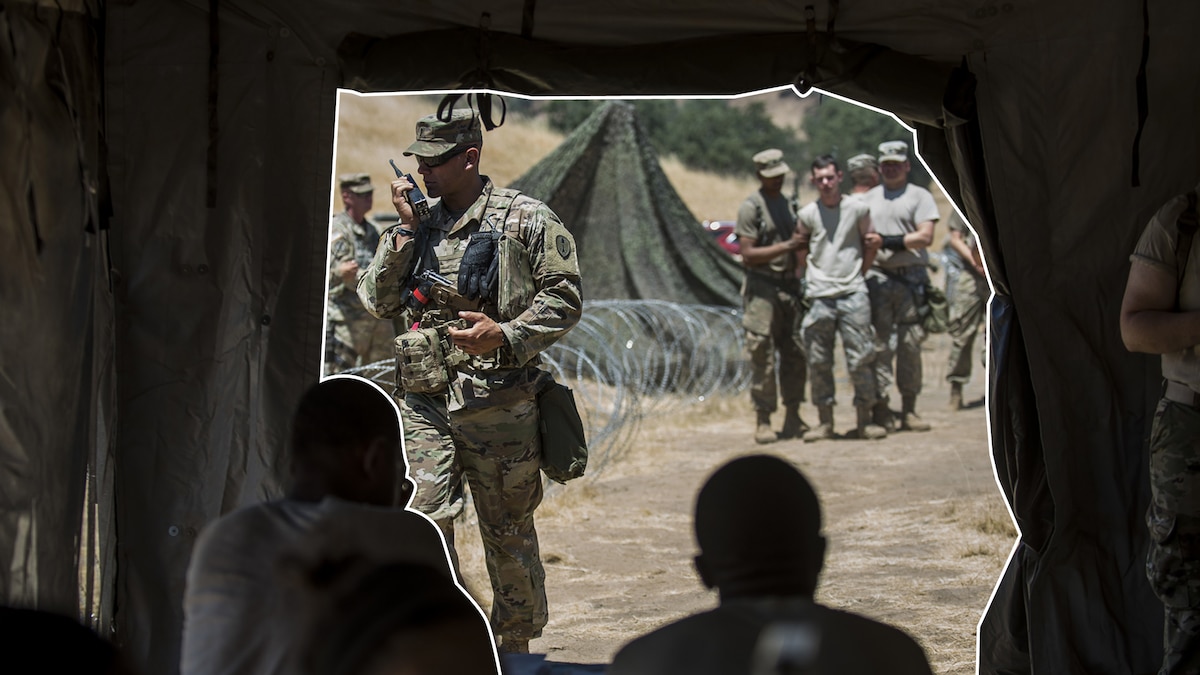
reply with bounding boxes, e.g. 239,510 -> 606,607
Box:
881,234 -> 907,251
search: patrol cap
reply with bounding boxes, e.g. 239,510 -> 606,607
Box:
338,173 -> 374,194
878,140 -> 909,163
403,108 -> 484,160
753,148 -> 791,178
847,153 -> 878,173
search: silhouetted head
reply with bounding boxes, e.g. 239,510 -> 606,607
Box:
0,606 -> 137,674
693,454 -> 825,601
288,376 -> 408,507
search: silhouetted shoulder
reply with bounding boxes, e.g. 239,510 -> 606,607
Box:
609,599 -> 932,675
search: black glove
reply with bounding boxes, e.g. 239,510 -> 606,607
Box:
458,231 -> 502,301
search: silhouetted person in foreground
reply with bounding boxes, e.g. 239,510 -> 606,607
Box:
0,606 -> 138,675
180,376 -> 479,675
609,454 -> 934,675
287,558 -> 498,675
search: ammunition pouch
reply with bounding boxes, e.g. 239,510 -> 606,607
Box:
496,225 -> 534,321
394,321 -> 468,394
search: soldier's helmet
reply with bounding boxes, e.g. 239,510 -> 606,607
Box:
877,140 -> 909,163
339,173 -> 374,194
752,148 -> 791,178
403,108 -> 484,164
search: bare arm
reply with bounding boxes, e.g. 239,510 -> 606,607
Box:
1120,258 -> 1200,353
948,229 -> 986,276
904,219 -> 936,250
859,213 -> 880,273
739,230 -> 806,267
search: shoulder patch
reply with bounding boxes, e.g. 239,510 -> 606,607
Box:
556,234 -> 573,259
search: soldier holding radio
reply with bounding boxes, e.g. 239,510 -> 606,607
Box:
358,107 -> 582,654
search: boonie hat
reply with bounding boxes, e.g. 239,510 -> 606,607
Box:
403,108 -> 484,159
878,140 -> 909,163
847,154 -> 878,173
338,173 -> 374,194
753,148 -> 791,178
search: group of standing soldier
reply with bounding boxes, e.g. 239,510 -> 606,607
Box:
737,141 -> 987,445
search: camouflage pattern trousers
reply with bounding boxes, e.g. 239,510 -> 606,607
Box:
800,290 -> 878,408
866,267 -> 928,401
397,389 -> 547,643
743,286 -> 807,413
945,268 -> 988,385
323,312 -> 397,376
1147,398 -> 1200,675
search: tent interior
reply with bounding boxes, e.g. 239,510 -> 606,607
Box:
4,0 -> 1199,673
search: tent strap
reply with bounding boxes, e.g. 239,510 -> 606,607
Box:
1131,0 -> 1149,187
206,0 -> 219,208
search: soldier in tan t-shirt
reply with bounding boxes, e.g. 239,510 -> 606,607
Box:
735,148 -> 810,444
863,141 -> 939,432
1120,184 -> 1200,675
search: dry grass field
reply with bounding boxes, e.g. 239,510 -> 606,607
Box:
333,89 -> 1004,673
450,342 -> 1011,673
332,89 -> 959,240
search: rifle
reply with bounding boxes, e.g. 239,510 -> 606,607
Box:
411,269 -> 483,314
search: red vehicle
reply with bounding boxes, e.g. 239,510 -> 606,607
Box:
703,220 -> 741,257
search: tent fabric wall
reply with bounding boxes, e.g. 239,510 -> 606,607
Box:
104,2 -> 336,668
4,1 -> 1200,674
0,0 -> 113,623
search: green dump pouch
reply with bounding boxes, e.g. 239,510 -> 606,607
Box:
538,381 -> 588,484
921,283 -> 949,334
394,327 -> 452,394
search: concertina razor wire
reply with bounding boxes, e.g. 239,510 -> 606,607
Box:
345,300 -> 752,481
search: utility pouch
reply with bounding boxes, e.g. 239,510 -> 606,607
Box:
921,283 -> 950,334
394,327 -> 452,394
538,380 -> 588,484
497,234 -> 534,320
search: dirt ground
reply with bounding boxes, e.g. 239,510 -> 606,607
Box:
452,333 -> 1014,674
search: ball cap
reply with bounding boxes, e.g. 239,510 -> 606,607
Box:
403,108 -> 483,159
338,173 -> 374,194
753,148 -> 791,178
846,153 -> 878,173
878,140 -> 909,163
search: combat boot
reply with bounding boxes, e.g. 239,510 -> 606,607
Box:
754,411 -> 776,444
855,404 -> 888,440
779,404 -> 809,440
872,399 -> 894,432
949,382 -> 963,411
900,394 -> 931,432
500,637 -> 530,654
803,405 -> 836,442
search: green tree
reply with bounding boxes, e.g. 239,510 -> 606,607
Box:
537,99 -> 805,177
802,95 -> 931,186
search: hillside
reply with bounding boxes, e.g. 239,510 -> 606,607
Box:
332,90 -> 957,249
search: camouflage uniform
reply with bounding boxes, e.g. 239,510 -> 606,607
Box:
863,169 -> 940,416
736,189 -> 807,419
944,212 -> 988,387
359,174 -> 582,645
325,210 -> 395,375
796,194 -> 877,409
1130,190 -> 1200,674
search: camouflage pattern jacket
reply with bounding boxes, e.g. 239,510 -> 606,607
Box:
327,211 -> 380,324
358,177 -> 582,405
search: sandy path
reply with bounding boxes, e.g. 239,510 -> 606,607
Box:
454,336 -> 1012,674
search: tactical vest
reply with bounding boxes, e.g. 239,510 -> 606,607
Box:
394,187 -> 540,395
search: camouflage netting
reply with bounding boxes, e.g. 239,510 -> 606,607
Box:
509,102 -> 743,306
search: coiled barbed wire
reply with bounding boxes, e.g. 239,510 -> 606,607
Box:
345,300 -> 751,481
